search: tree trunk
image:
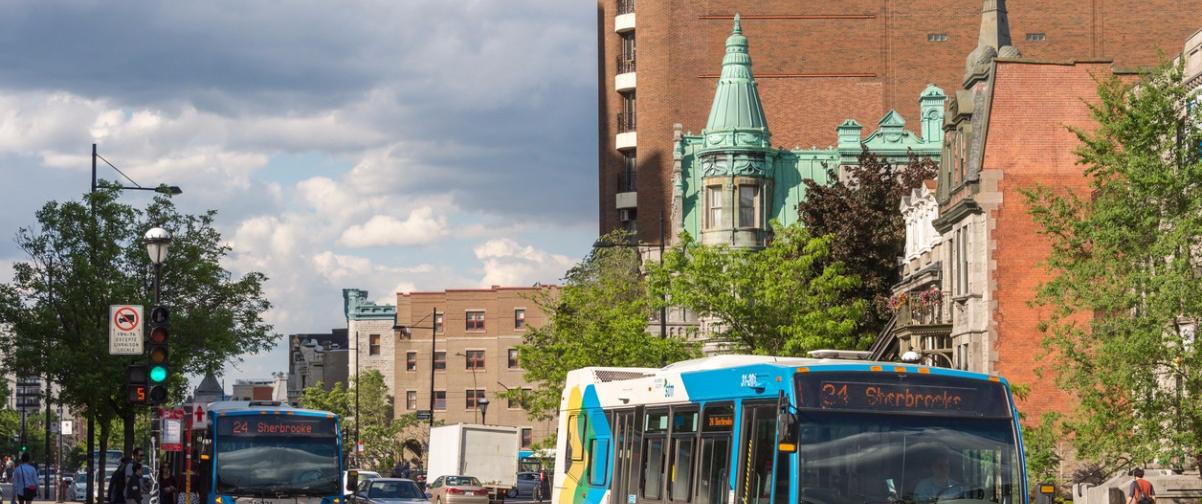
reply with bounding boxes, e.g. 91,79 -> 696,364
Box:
86,413 -> 95,504
98,420 -> 110,504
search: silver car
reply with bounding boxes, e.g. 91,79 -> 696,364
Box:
351,478 -> 429,504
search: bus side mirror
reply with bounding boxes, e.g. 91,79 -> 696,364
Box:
776,411 -> 797,452
347,471 -> 359,494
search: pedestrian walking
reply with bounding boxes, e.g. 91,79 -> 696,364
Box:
4,456 -> 13,483
124,464 -> 144,504
12,453 -> 38,504
1127,469 -> 1156,504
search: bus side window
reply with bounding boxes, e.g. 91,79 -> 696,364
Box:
641,409 -> 669,500
588,438 -> 610,486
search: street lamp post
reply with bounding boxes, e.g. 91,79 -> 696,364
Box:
900,349 -> 953,368
85,143 -> 181,504
144,228 -> 172,305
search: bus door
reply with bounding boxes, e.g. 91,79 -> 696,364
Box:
736,404 -> 787,504
695,403 -> 734,504
610,410 -> 637,504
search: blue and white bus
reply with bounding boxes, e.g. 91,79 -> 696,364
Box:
552,356 -> 1026,504
184,401 -> 344,504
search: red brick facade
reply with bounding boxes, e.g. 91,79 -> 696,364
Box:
979,60 -> 1129,419
599,0 -> 1202,241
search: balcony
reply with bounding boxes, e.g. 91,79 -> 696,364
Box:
616,54 -> 636,92
616,111 -> 637,150
619,167 -> 637,193
617,111 -> 636,133
617,0 -> 635,15
616,54 -> 636,74
892,289 -> 951,332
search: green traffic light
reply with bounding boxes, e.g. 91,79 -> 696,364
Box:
149,365 -> 168,383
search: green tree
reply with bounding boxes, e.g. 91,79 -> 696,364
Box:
504,231 -> 698,420
797,151 -> 938,341
648,223 -> 866,354
1024,61 -> 1202,473
0,185 -> 274,491
300,370 -> 419,472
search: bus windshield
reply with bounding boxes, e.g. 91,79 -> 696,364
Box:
214,416 -> 340,496
793,372 -> 1022,504
796,412 -> 1022,504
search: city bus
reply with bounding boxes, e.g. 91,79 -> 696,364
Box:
552,355 -> 1026,504
177,401 -> 344,504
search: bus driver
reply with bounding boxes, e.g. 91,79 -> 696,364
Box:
913,452 -> 964,502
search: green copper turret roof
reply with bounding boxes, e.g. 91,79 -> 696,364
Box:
702,14 -> 771,150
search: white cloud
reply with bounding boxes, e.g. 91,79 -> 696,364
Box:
473,238 -> 574,287
338,207 -> 448,247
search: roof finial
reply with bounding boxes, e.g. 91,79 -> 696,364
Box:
732,13 -> 742,34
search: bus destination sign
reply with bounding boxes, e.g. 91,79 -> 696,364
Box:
218,416 -> 334,437
818,381 -> 977,414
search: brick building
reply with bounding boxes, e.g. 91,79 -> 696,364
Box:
393,286 -> 559,449
871,0 -> 1136,422
598,0 -> 1202,241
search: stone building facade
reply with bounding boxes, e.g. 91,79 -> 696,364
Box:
344,289 -> 399,398
393,286 -> 558,449
597,0 -> 1202,243
286,329 -> 349,405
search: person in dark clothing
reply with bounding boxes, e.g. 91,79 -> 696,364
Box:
124,464 -> 144,504
159,464 -> 178,504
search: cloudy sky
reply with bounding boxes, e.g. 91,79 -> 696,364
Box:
0,1 -> 597,391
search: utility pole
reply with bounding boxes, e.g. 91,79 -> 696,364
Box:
428,307 -> 436,428
56,401 -> 63,503
354,330 -> 360,463
659,211 -> 667,339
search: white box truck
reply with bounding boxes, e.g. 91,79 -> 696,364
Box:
427,423 -> 520,503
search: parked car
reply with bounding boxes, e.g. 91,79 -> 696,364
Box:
71,470 -> 88,501
508,472 -> 540,498
350,478 -> 428,504
344,470 -> 383,496
425,476 -> 488,504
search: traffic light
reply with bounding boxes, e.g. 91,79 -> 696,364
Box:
127,364 -> 148,404
147,306 -> 170,405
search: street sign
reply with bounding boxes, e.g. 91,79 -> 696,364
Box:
109,305 -> 144,355
60,420 -> 73,436
415,410 -> 432,421
162,418 -> 182,452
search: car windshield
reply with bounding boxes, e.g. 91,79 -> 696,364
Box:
215,417 -> 340,496
369,481 -> 424,499
446,476 -> 481,487
796,412 -> 1022,504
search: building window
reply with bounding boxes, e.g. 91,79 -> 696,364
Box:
1025,32 -> 1046,41
368,334 -> 380,356
434,351 -> 446,370
466,389 -> 486,409
508,348 -> 520,369
509,388 -> 532,410
619,31 -> 636,73
619,92 -> 636,132
738,185 -> 760,228
433,390 -> 446,410
521,428 -> 534,449
434,312 -> 444,333
466,310 -> 485,331
406,391 -> 417,410
706,185 -> 723,229
466,349 -> 485,370
927,33 -> 948,42
621,152 -> 637,192
515,309 -> 526,330
406,351 -> 417,371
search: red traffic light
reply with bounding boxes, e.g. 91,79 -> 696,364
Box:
149,326 -> 168,344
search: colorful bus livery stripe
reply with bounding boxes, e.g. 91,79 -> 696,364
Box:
553,355 -> 1029,504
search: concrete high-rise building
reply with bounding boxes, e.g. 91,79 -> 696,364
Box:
598,0 -> 1202,242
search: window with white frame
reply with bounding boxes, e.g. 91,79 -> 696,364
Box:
706,185 -> 723,229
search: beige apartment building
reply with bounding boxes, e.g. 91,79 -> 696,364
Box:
393,286 -> 558,449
